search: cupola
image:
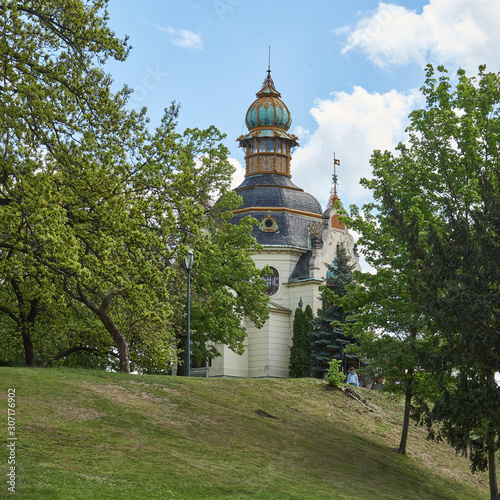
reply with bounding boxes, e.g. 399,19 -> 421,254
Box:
237,69 -> 299,177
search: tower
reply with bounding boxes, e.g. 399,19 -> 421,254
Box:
209,70 -> 360,378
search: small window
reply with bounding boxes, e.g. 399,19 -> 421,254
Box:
259,214 -> 279,233
264,267 -> 280,296
267,139 -> 274,152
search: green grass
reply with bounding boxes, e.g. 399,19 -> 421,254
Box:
0,367 -> 491,499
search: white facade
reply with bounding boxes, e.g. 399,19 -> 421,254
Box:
210,205 -> 360,378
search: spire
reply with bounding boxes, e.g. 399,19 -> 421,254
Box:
258,46 -> 280,96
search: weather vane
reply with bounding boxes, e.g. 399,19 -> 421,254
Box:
333,152 -> 340,196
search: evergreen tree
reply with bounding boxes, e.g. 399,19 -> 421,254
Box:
289,304 -> 313,378
310,243 -> 354,378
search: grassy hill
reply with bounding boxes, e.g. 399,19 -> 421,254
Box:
0,367 -> 491,499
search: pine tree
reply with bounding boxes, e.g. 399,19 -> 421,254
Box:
289,305 -> 313,378
310,242 -> 354,378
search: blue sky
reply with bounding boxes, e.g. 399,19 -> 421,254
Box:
104,0 -> 500,212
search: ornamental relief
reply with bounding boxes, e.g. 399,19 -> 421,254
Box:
247,156 -> 258,173
275,157 -> 285,172
261,156 -> 273,171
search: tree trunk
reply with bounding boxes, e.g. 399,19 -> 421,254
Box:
11,279 -> 37,366
75,286 -> 131,373
94,308 -> 130,373
398,368 -> 413,455
20,325 -> 36,367
176,337 -> 187,377
487,421 -> 499,500
488,446 -> 498,500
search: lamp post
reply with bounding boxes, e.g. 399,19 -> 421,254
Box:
338,340 -> 347,376
185,250 -> 194,377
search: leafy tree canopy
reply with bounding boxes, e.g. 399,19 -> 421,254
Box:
352,64 -> 500,497
0,0 -> 269,373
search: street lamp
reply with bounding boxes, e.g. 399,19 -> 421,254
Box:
185,250 -> 194,377
338,339 -> 347,375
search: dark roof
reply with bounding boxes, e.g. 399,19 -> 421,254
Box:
234,174 -> 322,215
231,210 -> 318,248
231,173 -> 323,249
289,251 -> 313,281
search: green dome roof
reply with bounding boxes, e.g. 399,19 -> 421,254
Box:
245,71 -> 292,130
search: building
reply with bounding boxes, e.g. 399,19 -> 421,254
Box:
209,69 -> 360,378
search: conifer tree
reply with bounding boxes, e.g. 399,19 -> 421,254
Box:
289,304 -> 313,378
310,243 -> 354,378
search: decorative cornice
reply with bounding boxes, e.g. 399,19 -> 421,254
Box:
232,206 -> 323,219
235,184 -> 303,193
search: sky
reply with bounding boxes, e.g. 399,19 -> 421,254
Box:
104,0 -> 500,212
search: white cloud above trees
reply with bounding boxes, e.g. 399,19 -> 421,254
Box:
338,0 -> 500,71
292,87 -> 421,209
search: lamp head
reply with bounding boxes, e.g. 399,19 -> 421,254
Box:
185,250 -> 194,270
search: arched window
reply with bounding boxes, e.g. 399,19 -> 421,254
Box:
264,267 -> 279,296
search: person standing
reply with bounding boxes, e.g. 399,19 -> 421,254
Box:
347,367 -> 360,386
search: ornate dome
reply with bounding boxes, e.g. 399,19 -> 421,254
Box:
245,70 -> 292,130
231,68 -> 323,249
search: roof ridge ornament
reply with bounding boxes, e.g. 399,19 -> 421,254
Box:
261,68 -> 276,91
257,46 -> 280,96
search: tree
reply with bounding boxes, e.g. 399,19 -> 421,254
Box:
310,242 -> 354,378
174,192 -> 270,375
359,65 -> 500,498
0,1 -> 269,374
0,0 -> 138,370
289,304 -> 313,378
337,198 -> 439,455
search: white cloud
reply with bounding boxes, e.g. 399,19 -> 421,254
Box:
229,157 -> 245,190
148,23 -> 203,51
339,0 -> 500,71
292,125 -> 311,142
292,86 -> 422,210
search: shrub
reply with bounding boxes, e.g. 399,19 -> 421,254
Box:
325,359 -> 346,387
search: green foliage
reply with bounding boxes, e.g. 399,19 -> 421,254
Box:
325,358 -> 346,387
289,305 -> 313,378
310,242 -> 354,378
0,1 -> 269,374
354,64 -> 500,493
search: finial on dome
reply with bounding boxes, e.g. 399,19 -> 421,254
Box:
260,45 -> 277,92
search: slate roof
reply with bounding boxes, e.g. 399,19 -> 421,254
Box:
289,251 -> 313,281
232,174 -> 323,248
234,174 -> 322,215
